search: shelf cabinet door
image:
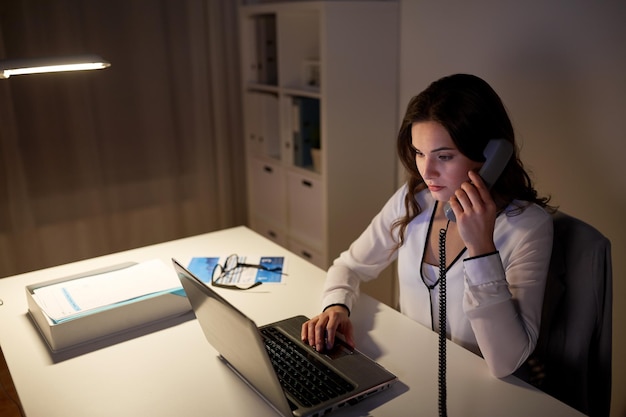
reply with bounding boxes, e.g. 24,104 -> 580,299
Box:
288,239 -> 325,270
248,158 -> 287,229
287,171 -> 323,247
250,217 -> 288,247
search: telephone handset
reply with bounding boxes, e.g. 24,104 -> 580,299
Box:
443,139 -> 514,222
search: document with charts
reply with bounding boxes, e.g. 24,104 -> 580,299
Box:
188,255 -> 287,286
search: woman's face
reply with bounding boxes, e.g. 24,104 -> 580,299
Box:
411,121 -> 482,202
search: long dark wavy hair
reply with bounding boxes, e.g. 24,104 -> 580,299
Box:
392,74 -> 552,246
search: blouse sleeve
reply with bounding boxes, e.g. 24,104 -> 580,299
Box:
320,186 -> 406,312
462,206 -> 553,378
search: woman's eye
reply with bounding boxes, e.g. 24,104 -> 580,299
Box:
438,154 -> 452,161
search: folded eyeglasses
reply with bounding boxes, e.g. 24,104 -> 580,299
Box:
211,253 -> 285,290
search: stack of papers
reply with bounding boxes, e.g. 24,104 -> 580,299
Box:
31,259 -> 181,324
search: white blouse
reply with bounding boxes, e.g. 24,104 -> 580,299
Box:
321,185 -> 553,377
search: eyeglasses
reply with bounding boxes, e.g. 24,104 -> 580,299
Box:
211,254 -> 285,290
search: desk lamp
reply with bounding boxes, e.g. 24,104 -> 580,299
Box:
0,54 -> 110,79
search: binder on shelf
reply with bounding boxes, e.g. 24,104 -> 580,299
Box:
254,14 -> 277,85
292,97 -> 320,169
292,99 -> 303,166
246,91 -> 279,159
26,259 -> 191,352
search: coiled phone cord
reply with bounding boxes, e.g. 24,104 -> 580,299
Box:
438,221 -> 450,417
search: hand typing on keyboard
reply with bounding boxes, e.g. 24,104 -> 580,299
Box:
301,305 -> 355,353
263,327 -> 355,407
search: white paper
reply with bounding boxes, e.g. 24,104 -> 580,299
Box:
32,259 -> 179,322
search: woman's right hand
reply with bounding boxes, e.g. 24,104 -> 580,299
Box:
301,305 -> 355,352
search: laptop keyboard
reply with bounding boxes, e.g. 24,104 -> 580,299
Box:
261,327 -> 355,408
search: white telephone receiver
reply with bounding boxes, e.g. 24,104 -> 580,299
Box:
444,139 -> 514,222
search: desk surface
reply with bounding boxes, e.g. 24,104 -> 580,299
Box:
0,226 -> 582,417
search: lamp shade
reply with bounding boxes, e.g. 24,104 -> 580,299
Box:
0,54 -> 111,79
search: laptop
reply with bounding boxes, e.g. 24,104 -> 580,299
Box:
172,258 -> 397,417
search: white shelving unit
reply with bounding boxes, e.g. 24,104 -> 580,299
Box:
240,1 -> 398,277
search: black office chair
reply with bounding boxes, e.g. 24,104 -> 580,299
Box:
516,211 -> 612,416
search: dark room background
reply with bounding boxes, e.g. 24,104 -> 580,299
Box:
0,0 -> 246,277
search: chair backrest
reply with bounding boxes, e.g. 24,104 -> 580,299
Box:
517,211 -> 612,416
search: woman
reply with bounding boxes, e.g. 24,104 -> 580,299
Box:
301,73 -> 554,378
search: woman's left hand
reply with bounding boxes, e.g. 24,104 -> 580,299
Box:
447,170 -> 498,257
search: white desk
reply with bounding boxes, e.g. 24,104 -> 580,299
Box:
0,226 -> 582,417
